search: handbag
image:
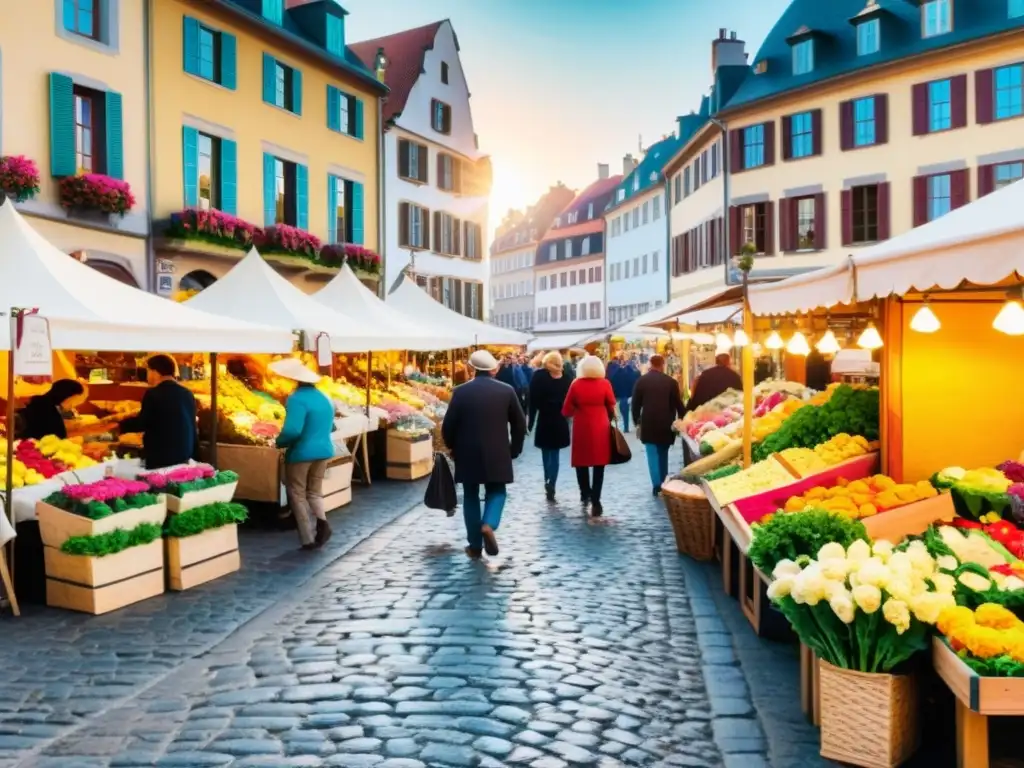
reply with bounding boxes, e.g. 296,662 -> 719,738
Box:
609,423 -> 632,465
424,452 -> 457,516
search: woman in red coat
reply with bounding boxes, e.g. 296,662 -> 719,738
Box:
561,355 -> 617,516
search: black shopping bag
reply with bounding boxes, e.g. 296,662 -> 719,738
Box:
609,424 -> 632,465
424,452 -> 457,516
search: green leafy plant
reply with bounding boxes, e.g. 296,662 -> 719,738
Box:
166,470 -> 239,498
60,522 -> 162,557
43,490 -> 161,520
749,508 -> 870,575
165,501 -> 248,538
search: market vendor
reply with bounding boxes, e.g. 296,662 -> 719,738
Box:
685,353 -> 743,414
16,379 -> 85,440
119,354 -> 198,469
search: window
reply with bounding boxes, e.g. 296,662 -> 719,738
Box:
928,79 -> 952,132
578,268 -> 585,284
570,271 -> 577,286
581,236 -> 590,256
64,0 -> 99,40
559,272 -> 567,288
795,198 -> 816,250
539,276 -> 547,291
684,167 -> 691,196
590,302 -> 601,319
624,261 -> 630,279
653,195 -> 661,220
633,257 -> 640,275
263,55 -> 301,114
740,202 -> 768,253
927,174 -> 952,221
588,267 -> 595,282
197,133 -> 220,210
273,158 -> 297,225
399,140 -> 428,183
922,0 -> 952,38
262,0 -> 284,25
995,64 -> 1024,120
792,39 -> 814,75
642,254 -> 648,274
653,250 -> 659,272
549,244 -> 557,262
560,306 -> 567,322
642,201 -> 649,224
434,212 -> 459,255
673,174 -> 682,204
198,25 -> 221,83
854,97 -> 876,146
464,222 -> 481,259
441,61 -> 449,84
743,124 -> 765,169
437,153 -> 456,191
1013,0 -> 1024,18
431,99 -> 452,134
328,87 -> 363,138
325,14 -> 344,55
580,304 -> 588,321
995,161 -> 1024,190
401,203 -> 430,248
588,202 -> 594,219
790,112 -> 813,158
566,239 -> 573,259
857,19 -> 880,56
74,88 -> 99,173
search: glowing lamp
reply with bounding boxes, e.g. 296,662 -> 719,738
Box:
733,328 -> 750,347
786,331 -> 810,356
815,329 -> 841,355
910,303 -> 940,333
715,332 -> 733,351
857,323 -> 884,350
994,299 -> 1024,336
765,330 -> 784,350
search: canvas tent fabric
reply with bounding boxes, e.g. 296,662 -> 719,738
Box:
387,278 -> 531,346
526,332 -> 590,353
0,201 -> 291,353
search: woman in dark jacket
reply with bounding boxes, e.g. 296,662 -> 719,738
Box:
17,379 -> 85,440
528,351 -> 572,502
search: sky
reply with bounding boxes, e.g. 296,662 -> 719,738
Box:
342,0 -> 792,232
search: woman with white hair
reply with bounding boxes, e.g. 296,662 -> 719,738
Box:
561,354 -> 616,516
528,351 -> 572,501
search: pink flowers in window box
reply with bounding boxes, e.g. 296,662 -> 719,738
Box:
59,174 -> 136,216
140,464 -> 216,489
257,224 -> 322,259
0,155 -> 41,202
318,243 -> 381,275
168,209 -> 259,249
62,478 -> 151,503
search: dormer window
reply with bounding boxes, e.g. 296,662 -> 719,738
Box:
922,0 -> 951,38
633,176 -> 640,191
261,0 -> 283,25
587,203 -> 594,219
616,189 -> 625,202
1011,0 -> 1024,17
792,39 -> 814,75
857,18 -> 880,55
441,62 -> 449,84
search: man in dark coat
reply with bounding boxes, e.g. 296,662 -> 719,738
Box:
119,354 -> 199,470
685,353 -> 743,413
441,350 -> 527,559
610,356 -> 641,432
632,355 -> 686,495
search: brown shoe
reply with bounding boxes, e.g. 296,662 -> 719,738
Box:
481,525 -> 499,556
315,519 -> 332,548
465,546 -> 483,560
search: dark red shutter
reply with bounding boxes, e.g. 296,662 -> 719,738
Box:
763,201 -> 775,255
432,211 -> 441,251
875,94 -> 889,145
763,121 -> 776,166
729,206 -> 742,255
978,164 -> 996,197
912,83 -> 929,136
811,109 -> 823,156
976,68 -> 995,125
840,100 -> 854,151
913,176 -> 929,227
813,192 -> 826,250
840,189 -> 853,246
951,168 -> 969,210
398,202 -> 409,246
877,182 -> 891,241
781,116 -> 793,161
951,74 -> 968,129
682,232 -> 691,273
453,217 -> 462,255
399,141 -> 410,177
418,145 -> 428,182
778,198 -> 791,252
422,207 -> 431,247
730,129 -> 743,173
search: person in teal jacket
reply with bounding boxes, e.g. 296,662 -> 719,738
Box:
270,358 -> 336,550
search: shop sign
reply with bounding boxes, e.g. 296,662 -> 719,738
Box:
156,275 -> 174,296
156,259 -> 175,274
316,333 -> 332,368
13,314 -> 53,378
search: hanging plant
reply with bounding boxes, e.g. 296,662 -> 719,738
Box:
168,208 -> 259,249
59,174 -> 136,216
0,155 -> 41,202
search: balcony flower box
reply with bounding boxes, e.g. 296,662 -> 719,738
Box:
0,155 -> 41,202
318,243 -> 382,276
59,174 -> 136,218
256,224 -> 321,260
167,208 -> 259,250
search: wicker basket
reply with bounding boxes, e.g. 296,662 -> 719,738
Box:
662,488 -> 715,561
818,660 -> 919,768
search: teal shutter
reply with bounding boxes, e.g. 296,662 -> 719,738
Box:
182,17 -> 200,75
296,163 -> 308,230
220,32 -> 237,90
220,138 -> 237,214
327,175 -> 338,243
62,0 -> 75,31
325,14 -> 344,56
326,86 -> 340,132
105,90 -> 124,179
263,152 -> 276,225
354,98 -> 364,140
291,68 -> 303,115
49,72 -> 75,177
182,126 -> 199,207
350,181 -> 364,245
262,53 -> 275,104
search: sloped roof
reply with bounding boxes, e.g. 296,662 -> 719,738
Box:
607,134 -> 681,213
351,21 -> 444,123
491,185 -> 576,255
539,175 -> 622,243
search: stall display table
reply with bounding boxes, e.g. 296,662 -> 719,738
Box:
200,443 -> 283,503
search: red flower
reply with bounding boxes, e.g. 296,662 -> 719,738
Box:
58,174 -> 135,215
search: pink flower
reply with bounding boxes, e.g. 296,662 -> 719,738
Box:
140,463 -> 216,487
62,478 -> 150,503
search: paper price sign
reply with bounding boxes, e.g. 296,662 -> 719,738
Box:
13,314 -> 53,378
316,333 -> 332,368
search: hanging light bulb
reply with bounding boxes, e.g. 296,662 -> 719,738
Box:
857,323 -> 884,350
765,330 -> 784,349
993,295 -> 1024,335
733,328 -> 750,347
752,342 -> 763,356
910,300 -> 941,334
786,331 -> 811,356
816,329 -> 841,355
715,332 -> 733,351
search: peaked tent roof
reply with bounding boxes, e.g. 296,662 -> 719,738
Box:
350,21 -> 444,123
387,278 -> 531,347
314,265 -> 468,351
0,201 -> 291,353
185,249 -> 406,352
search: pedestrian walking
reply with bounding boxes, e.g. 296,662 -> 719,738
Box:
632,354 -> 686,495
511,356 -> 530,413
561,354 -> 616,517
528,351 -> 571,502
560,350 -> 577,382
441,350 -> 527,558
685,352 -> 743,412
271,358 -> 336,550
610,356 -> 641,432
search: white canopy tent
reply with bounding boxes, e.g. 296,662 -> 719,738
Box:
186,249 -> 408,352
0,202 -> 291,353
526,332 -> 590,353
314,265 -> 466,351
632,285 -> 744,331
387,278 -> 531,346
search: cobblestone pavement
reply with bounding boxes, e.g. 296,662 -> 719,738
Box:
5,437 -> 832,768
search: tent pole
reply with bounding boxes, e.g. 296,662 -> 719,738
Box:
450,349 -> 455,384
741,283 -> 754,469
365,351 -> 371,416
387,354 -> 392,390
4,313 -> 16,601
209,352 -> 219,469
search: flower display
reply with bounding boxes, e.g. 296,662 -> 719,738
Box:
59,174 -> 136,215
0,436 -> 100,487
139,465 -> 237,497
937,603 -> 1024,676
317,243 -> 381,275
167,208 -> 258,249
257,224 -> 321,259
61,478 -> 150,503
748,508 -> 870,575
0,155 -> 41,202
44,478 -> 158,520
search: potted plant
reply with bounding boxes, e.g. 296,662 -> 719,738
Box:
257,223 -> 321,260
344,244 -> 382,276
59,174 -> 136,219
0,155 -> 41,202
167,208 -> 259,250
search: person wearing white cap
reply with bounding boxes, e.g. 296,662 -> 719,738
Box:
441,349 -> 527,558
270,358 -> 336,550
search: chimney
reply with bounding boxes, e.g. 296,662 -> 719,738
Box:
597,163 -> 609,180
622,153 -> 637,176
712,29 -> 747,77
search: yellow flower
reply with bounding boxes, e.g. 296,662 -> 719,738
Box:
931,573 -> 957,596
830,592 -> 856,624
1005,632 -> 1024,663
818,542 -> 847,562
937,605 -> 976,636
975,603 -> 1022,631
887,551 -> 913,578
882,599 -> 912,635
820,558 -> 849,581
852,584 -> 882,614
909,592 -> 944,625
872,540 -> 894,562
885,577 -> 914,603
772,559 -> 802,579
846,539 -> 871,564
958,572 -> 992,592
767,575 -> 796,601
792,565 -> 829,606
963,626 -> 1008,659
857,558 -> 892,589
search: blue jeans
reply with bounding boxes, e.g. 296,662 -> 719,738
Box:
617,398 -> 631,431
541,449 -> 560,486
462,482 -> 507,551
645,443 -> 670,490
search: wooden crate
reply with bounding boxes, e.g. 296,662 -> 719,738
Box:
387,457 -> 432,481
386,433 -> 433,481
166,524 -> 240,591
323,457 -> 353,496
37,500 -> 168,548
44,539 -> 164,614
201,443 -> 283,503
324,486 -> 352,511
863,493 -> 956,543
166,482 -> 239,513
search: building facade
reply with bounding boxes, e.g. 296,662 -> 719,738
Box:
352,21 -> 491,319
1,0 -> 150,287
533,169 -> 620,334
150,0 -> 386,296
488,183 -> 575,332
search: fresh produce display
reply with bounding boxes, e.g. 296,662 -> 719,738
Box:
931,466 -> 1013,521
92,400 -> 142,419
43,478 -> 158,520
749,508 -> 870,575
707,456 -> 796,505
781,474 -> 938,518
751,399 -> 807,442
0,436 -> 104,488
391,412 -> 435,439
776,434 -> 872,478
937,604 -> 1024,676
777,448 -> 828,477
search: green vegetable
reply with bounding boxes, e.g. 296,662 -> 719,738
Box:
702,464 -> 742,482
748,508 -> 869,575
60,522 -> 163,557
165,501 -> 248,538
949,485 -> 1013,521
699,441 -> 713,456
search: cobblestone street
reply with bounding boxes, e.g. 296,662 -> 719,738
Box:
2,438 -> 825,768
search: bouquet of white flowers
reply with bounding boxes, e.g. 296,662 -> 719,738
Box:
768,539 -> 958,672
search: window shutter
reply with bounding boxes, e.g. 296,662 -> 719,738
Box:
350,181 -> 364,245
398,140 -> 409,178
354,98 -> 364,140
453,217 -> 462,255
911,82 -> 929,136
975,68 -> 995,125
950,168 -> 969,210
813,192 -> 826,250
326,86 -> 340,132
220,33 -> 237,90
105,91 -> 124,180
291,68 -> 303,115
978,164 -> 995,197
781,115 -> 792,161
48,73 -> 75,177
422,207 -> 430,248
682,231 -> 690,273
262,152 -> 276,226
951,74 -> 967,129
729,206 -> 742,255
875,94 -> 889,145
432,211 -> 440,251
912,175 -> 928,227
709,219 -> 717,264
778,198 -> 791,251
182,16 -> 200,75
182,126 -> 199,207
418,145 -> 428,183
295,163 -> 308,230
220,138 -> 237,215
763,201 -> 775,255
877,182 -> 891,241
453,158 -> 463,194
729,129 -> 743,172
811,109 -> 823,156
262,54 -> 276,104
436,154 -> 444,190
839,100 -> 854,151
840,189 -> 853,246
327,175 -> 338,243
398,201 -> 409,246
763,122 -> 776,166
